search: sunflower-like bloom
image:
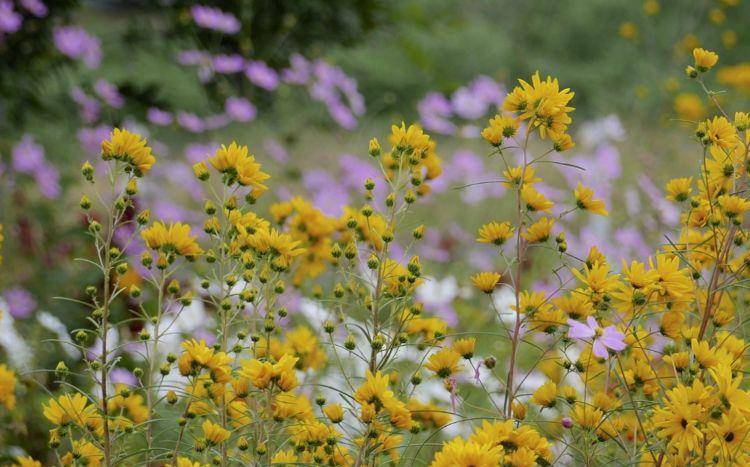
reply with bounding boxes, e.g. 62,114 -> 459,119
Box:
389,122 -> 431,154
471,271 -> 501,294
574,183 -> 608,216
481,114 -> 519,145
101,128 -> 156,176
240,354 -> 299,391
665,177 -> 692,202
141,221 -> 203,259
207,142 -> 270,196
42,393 -> 98,428
425,348 -> 462,378
521,185 -> 554,212
202,419 -> 230,445
430,438 -> 503,467
477,221 -> 514,246
522,217 -> 555,243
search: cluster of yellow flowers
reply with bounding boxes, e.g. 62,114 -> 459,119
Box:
9,45 -> 750,466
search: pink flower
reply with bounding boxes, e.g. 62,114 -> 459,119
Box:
567,316 -> 626,359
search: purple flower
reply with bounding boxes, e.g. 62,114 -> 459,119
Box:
19,0 -> 47,17
263,139 -> 288,163
77,125 -> 110,155
191,5 -> 240,34
147,107 -> 173,126
177,49 -> 210,66
93,79 -> 124,108
4,286 -> 36,319
34,163 -> 60,199
282,54 -> 310,84
212,54 -> 245,73
12,135 -> 45,173
177,111 -> 205,133
70,86 -> 100,123
184,142 -> 217,164
53,26 -> 101,69
0,0 -> 22,34
110,368 -> 137,387
567,316 -> 626,359
224,97 -> 256,122
245,60 -> 279,90
561,417 -> 573,429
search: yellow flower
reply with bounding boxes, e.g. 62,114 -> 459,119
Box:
718,194 -> 750,221
643,0 -> 660,15
673,93 -> 706,121
570,404 -> 603,429
430,438 -> 503,467
574,183 -> 608,216
323,403 -> 344,423
618,22 -> 637,40
141,221 -> 203,259
693,47 -> 719,72
66,440 -> 102,467
175,457 -> 203,467
552,133 -> 575,152
522,217 -> 555,243
665,177 -> 692,202
425,348 -> 462,378
14,456 -> 41,467
502,166 -> 542,188
0,363 -> 16,410
101,128 -> 156,176
202,419 -> 230,445
531,381 -> 557,408
702,115 -> 737,149
354,370 -> 392,407
521,185 -> 554,212
389,122 -> 431,154
481,114 -> 519,145
452,338 -> 476,359
43,393 -> 98,428
271,450 -> 299,464
207,142 -> 270,195
476,221 -> 514,246
471,271 -> 501,294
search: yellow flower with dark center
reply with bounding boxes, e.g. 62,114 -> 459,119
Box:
477,221 -> 515,246
42,393 -> 98,427
693,47 -> 719,72
522,217 -> 555,243
207,142 -> 270,194
665,177 -> 693,202
354,370 -> 392,409
389,122 -> 431,154
521,185 -> 554,212
141,221 -> 203,259
452,338 -> 476,359
66,440 -> 103,467
202,419 -> 230,445
481,114 -> 519,145
425,348 -> 462,378
702,115 -> 737,149
323,403 -> 344,423
718,194 -> 750,220
574,183 -> 608,216
552,133 -> 575,152
570,404 -> 603,430
502,166 -> 542,188
101,128 -> 156,176
471,271 -> 501,293
531,381 -> 557,408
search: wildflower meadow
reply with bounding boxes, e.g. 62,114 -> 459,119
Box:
4,1 -> 750,466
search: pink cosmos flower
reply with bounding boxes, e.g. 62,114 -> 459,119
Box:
567,316 -> 626,359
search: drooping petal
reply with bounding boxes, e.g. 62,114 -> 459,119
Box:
567,319 -> 595,339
